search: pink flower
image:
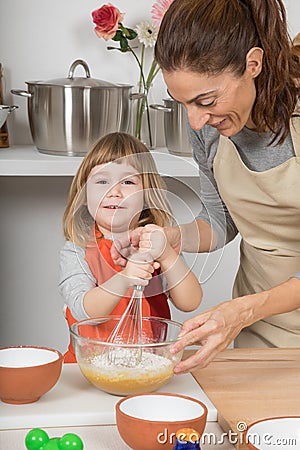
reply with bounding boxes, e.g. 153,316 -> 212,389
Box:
151,0 -> 175,28
92,3 -> 125,41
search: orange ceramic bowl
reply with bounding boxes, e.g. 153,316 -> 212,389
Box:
116,392 -> 208,450
0,346 -> 63,404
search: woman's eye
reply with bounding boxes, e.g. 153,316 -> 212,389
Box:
198,99 -> 216,107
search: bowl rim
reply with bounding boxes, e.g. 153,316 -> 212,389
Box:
0,345 -> 63,368
70,315 -> 183,348
116,391 -> 208,423
244,415 -> 300,450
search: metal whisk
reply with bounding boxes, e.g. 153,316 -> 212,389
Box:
105,285 -> 144,367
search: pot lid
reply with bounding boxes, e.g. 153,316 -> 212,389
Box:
27,59 -> 132,89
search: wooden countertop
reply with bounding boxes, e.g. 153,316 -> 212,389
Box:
187,348 -> 300,449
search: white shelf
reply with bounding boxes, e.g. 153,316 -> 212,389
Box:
0,145 -> 198,177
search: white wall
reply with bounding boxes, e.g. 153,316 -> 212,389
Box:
0,177 -> 72,351
0,1 -> 299,352
0,0 -> 299,146
284,0 -> 300,39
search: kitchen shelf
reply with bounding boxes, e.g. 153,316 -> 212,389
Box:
0,145 -> 198,177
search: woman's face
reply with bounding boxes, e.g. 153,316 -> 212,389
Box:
163,68 -> 257,137
86,160 -> 144,238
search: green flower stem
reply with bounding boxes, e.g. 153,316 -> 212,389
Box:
128,47 -> 147,94
120,23 -> 130,38
136,44 -> 145,140
146,59 -> 159,90
144,95 -> 153,147
141,60 -> 160,147
138,45 -> 145,93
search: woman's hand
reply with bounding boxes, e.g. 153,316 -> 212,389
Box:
138,224 -> 168,261
111,225 -> 182,267
111,228 -> 144,267
163,225 -> 182,254
171,298 -> 251,373
171,278 -> 300,372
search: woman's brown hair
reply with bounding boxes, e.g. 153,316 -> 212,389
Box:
63,132 -> 174,246
155,0 -> 300,144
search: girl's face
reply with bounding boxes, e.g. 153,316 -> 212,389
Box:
163,54 -> 261,137
86,160 -> 144,237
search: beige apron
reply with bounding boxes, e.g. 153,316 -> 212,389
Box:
213,108 -> 300,348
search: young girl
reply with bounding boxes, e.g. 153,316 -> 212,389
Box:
59,132 -> 202,362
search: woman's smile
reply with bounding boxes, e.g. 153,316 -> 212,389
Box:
209,118 -> 227,129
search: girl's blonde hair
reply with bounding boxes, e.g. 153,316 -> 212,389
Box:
63,132 -> 174,246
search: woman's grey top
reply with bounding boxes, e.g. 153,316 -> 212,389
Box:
188,123 -> 300,280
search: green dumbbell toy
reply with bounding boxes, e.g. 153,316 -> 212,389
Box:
25,428 -> 84,450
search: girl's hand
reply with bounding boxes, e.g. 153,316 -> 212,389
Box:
139,224 -> 169,262
170,299 -> 247,373
122,259 -> 159,287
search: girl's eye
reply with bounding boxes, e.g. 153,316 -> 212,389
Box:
96,179 -> 108,185
122,175 -> 140,185
123,179 -> 135,185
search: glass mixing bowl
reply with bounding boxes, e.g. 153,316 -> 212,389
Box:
70,316 -> 183,396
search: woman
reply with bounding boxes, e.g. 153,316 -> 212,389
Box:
113,0 -> 300,372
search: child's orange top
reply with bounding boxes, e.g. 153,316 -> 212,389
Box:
64,228 -> 170,362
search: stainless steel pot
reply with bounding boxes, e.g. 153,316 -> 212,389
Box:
0,105 -> 18,128
150,99 -> 192,156
11,60 -> 136,156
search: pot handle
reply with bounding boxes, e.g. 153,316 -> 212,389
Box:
150,103 -> 172,113
11,89 -> 32,98
129,92 -> 146,101
8,105 -> 19,113
68,59 -> 91,79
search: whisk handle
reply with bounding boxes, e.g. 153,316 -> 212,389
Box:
134,285 -> 144,292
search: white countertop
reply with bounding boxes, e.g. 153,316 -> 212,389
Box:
1,364 -> 217,431
0,364 -> 236,449
0,145 -> 198,177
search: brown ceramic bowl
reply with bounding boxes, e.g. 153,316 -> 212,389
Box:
0,346 -> 63,404
116,392 -> 208,450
